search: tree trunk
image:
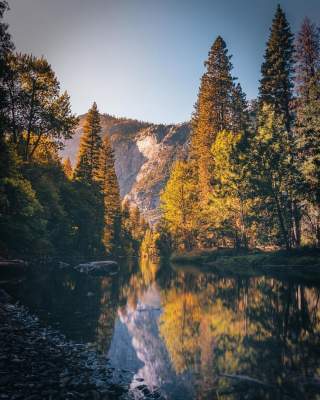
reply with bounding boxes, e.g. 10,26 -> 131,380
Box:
272,189 -> 290,250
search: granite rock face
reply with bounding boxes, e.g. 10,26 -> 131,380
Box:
62,114 -> 190,225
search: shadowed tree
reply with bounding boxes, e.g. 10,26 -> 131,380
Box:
295,18 -> 320,246
259,4 -> 294,133
63,157 -> 73,179
74,102 -> 102,183
0,0 -> 14,136
98,135 -> 122,254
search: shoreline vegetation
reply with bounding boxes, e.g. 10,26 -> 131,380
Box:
171,248 -> 320,280
159,6 -> 320,255
1,1 -> 320,399
1,3 -> 320,263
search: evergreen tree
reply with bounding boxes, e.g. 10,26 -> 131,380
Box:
259,4 -> 294,132
98,135 -> 121,254
248,103 -> 304,249
129,204 -> 148,242
63,157 -> 73,179
295,18 -> 320,245
74,102 -> 102,182
190,36 -> 235,198
209,130 -> 251,249
255,5 -> 302,249
73,103 -> 106,257
0,136 -> 44,256
0,1 -> 14,136
231,83 -> 249,132
295,18 -> 320,102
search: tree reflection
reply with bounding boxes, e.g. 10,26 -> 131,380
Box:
158,270 -> 320,398
120,248 -> 320,399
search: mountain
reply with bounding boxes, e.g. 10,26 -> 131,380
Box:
61,114 -> 190,225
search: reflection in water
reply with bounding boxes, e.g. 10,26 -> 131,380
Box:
2,255 -> 320,399
116,254 -> 320,399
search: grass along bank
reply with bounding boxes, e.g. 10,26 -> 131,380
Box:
170,248 -> 320,280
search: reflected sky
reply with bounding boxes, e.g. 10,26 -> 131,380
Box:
2,257 -> 320,399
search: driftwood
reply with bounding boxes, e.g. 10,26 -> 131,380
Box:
0,259 -> 28,268
219,373 -> 274,388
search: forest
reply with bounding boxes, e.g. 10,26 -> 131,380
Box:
0,2 -> 320,261
0,1 -> 147,260
1,2 -> 320,400
160,6 -> 320,253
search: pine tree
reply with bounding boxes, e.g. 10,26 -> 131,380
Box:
255,5 -> 302,249
209,130 -> 251,249
0,136 -> 43,255
295,18 -> 320,245
98,135 -> 121,254
231,83 -> 249,132
0,1 -> 14,136
259,4 -> 294,132
190,36 -> 235,198
74,102 -> 102,182
249,105 -> 295,249
295,18 -> 320,102
63,157 -> 73,179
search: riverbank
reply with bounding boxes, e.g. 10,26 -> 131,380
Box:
0,290 -> 127,400
171,248 -> 320,280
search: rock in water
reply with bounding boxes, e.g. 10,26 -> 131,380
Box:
74,261 -> 118,276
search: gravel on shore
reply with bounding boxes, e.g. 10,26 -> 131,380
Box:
0,291 -> 128,400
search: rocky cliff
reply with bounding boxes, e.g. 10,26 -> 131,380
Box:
61,114 -> 190,225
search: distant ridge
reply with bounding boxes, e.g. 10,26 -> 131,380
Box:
62,113 -> 191,224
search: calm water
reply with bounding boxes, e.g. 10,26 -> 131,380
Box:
2,257 -> 320,400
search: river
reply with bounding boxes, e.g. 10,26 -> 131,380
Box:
1,256 -> 320,400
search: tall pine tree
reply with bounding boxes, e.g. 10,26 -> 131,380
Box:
190,36 -> 235,199
0,1 -> 14,136
74,102 -> 102,183
259,4 -> 294,132
98,135 -> 121,254
295,18 -> 320,246
255,5 -> 301,249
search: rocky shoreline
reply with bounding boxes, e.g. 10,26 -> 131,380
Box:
0,290 -> 128,400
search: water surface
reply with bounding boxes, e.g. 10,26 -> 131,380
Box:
2,258 -> 320,399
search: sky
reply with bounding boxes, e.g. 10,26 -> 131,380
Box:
5,0 -> 320,124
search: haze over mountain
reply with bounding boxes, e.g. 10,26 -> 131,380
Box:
62,114 -> 190,224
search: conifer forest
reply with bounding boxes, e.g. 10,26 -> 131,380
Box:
1,1 -> 320,400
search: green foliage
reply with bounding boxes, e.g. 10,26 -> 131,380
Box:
0,1 -> 14,135
208,130 -> 251,248
0,138 -> 45,256
294,17 -> 320,246
161,5 -> 320,252
3,53 -> 78,160
120,199 -> 144,255
0,5 -> 126,260
259,4 -> 294,131
161,160 -> 200,250
98,135 -> 122,254
74,102 -> 102,182
190,36 -> 235,198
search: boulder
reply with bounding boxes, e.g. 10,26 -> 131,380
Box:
58,261 -> 70,269
73,261 -> 118,276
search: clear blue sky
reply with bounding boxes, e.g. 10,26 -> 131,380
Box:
5,0 -> 320,124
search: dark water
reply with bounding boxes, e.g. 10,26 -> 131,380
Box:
1,257 -> 320,400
